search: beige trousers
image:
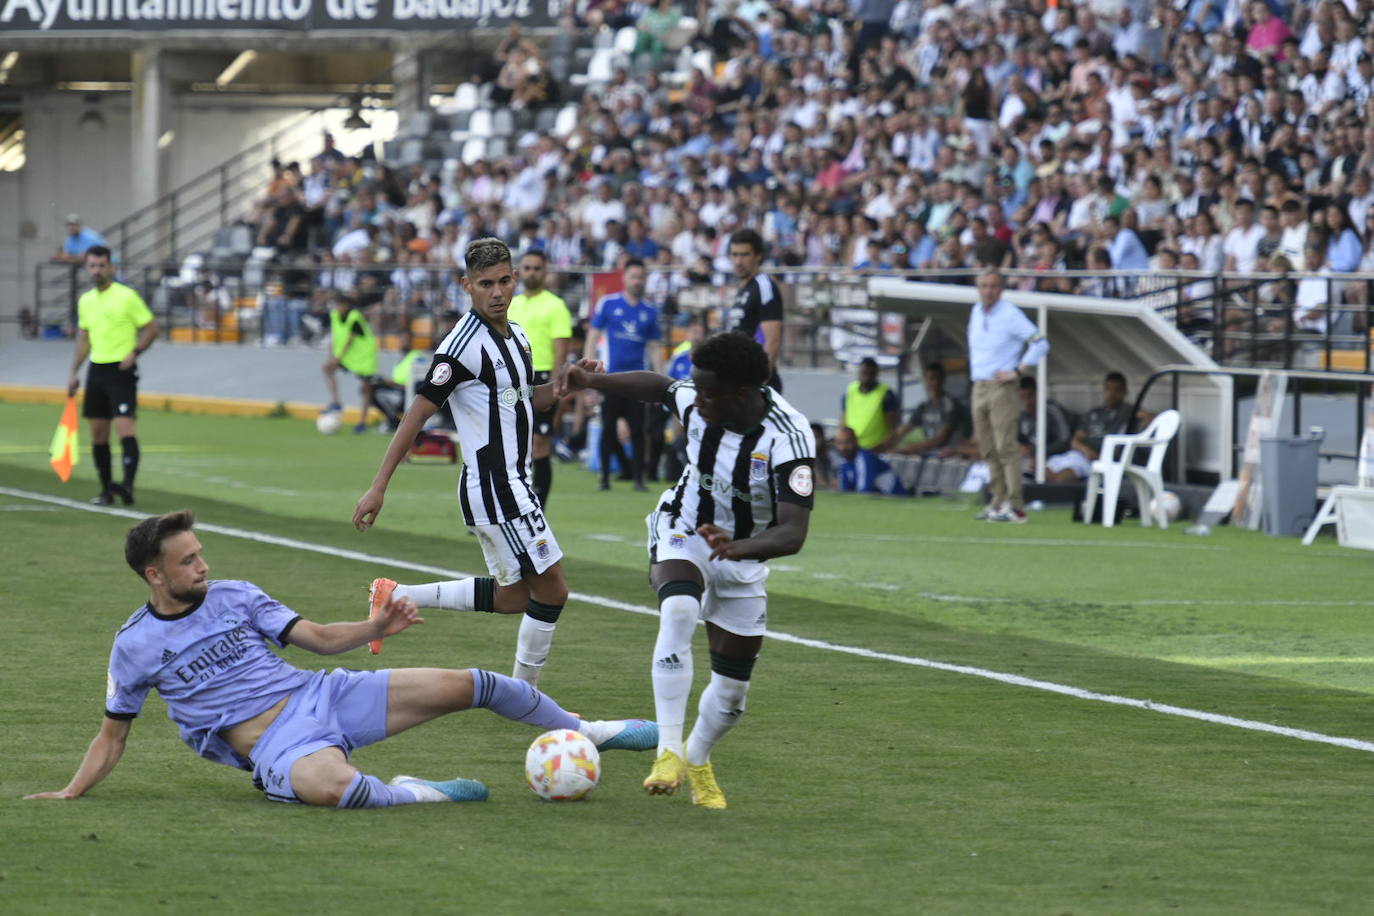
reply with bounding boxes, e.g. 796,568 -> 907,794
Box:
972,378 -> 1023,511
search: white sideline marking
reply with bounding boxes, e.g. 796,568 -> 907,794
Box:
6,485 -> 1374,756
920,592 -> 1374,608
809,532 -> 1221,551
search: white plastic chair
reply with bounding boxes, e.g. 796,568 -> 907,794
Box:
614,26 -> 639,55
452,82 -> 480,112
1081,409 -> 1182,528
492,109 -> 515,136
468,109 -> 494,138
461,137 -> 487,166
552,103 -> 578,137
587,48 -> 618,83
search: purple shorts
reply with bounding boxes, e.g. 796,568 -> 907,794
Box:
250,667 -> 391,803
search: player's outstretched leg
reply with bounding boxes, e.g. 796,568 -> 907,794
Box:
367,576 -> 500,655
386,775 -> 489,803
468,669 -> 657,752
291,747 -> 488,808
334,773 -> 488,807
387,577 -> 499,613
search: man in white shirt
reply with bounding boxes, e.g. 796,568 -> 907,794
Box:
1294,246 -> 1333,334
582,180 -> 627,242
1223,199 -> 1267,273
1278,200 -> 1309,267
967,269 -> 1051,523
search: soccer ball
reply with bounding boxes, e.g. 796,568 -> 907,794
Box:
316,411 -> 342,435
1150,490 -> 1182,521
524,729 -> 601,801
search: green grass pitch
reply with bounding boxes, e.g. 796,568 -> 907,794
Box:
3,400 -> 1374,913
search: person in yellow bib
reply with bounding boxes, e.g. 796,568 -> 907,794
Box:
323,292 -> 380,433
506,249 -> 572,505
841,357 -> 900,453
66,246 -> 158,506
369,330 -> 427,431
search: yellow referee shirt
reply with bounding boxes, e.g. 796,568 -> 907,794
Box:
508,289 -> 572,373
78,282 -> 154,364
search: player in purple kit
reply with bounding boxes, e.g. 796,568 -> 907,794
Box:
24,510 -> 655,808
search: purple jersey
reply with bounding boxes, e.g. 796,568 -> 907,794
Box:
105,580 -> 312,769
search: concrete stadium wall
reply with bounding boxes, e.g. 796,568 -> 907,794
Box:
0,92 -> 304,321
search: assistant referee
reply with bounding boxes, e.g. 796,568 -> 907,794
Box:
66,245 -> 158,506
507,248 -> 572,506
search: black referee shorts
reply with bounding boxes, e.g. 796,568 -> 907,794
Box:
83,361 -> 139,420
531,370 -> 555,437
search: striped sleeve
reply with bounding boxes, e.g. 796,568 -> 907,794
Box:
419,316 -> 480,404
768,403 -> 815,464
666,379 -> 697,423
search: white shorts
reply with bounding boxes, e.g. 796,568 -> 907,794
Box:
469,508 -> 563,586
645,509 -> 770,637
1045,449 -> 1092,479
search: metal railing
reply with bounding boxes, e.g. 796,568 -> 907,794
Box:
26,263 -> 903,374
28,263 -> 1374,377
30,111 -> 338,329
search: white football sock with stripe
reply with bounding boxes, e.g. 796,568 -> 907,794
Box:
686,672 -> 750,766
394,579 -> 492,612
652,594 -> 699,757
513,615 -> 558,686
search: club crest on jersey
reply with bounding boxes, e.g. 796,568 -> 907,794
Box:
749,453 -> 768,481
534,539 -> 550,560
668,534 -> 686,548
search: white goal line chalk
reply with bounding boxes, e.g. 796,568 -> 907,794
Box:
6,485 -> 1374,757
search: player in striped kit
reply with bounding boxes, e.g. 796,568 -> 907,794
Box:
353,239 -> 641,712
559,331 -> 816,808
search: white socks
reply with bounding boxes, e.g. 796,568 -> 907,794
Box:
394,580 -> 476,611
652,594 -> 699,757
513,615 -> 557,686
686,672 -> 749,766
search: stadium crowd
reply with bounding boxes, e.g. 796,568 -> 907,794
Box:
245,0 -> 1374,335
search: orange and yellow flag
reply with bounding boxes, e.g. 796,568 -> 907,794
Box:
49,396 -> 80,483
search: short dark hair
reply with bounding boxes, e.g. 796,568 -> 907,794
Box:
924,362 -> 946,376
125,510 -> 196,580
85,245 -> 112,261
1105,371 -> 1127,387
692,331 -> 771,388
859,357 -> 879,370
519,248 -> 547,264
623,257 -> 646,271
728,228 -> 765,255
465,237 -> 512,273
1019,375 -> 1037,391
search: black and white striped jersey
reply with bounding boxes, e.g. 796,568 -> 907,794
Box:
657,379 -> 816,543
418,311 -> 541,526
728,274 -> 784,346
